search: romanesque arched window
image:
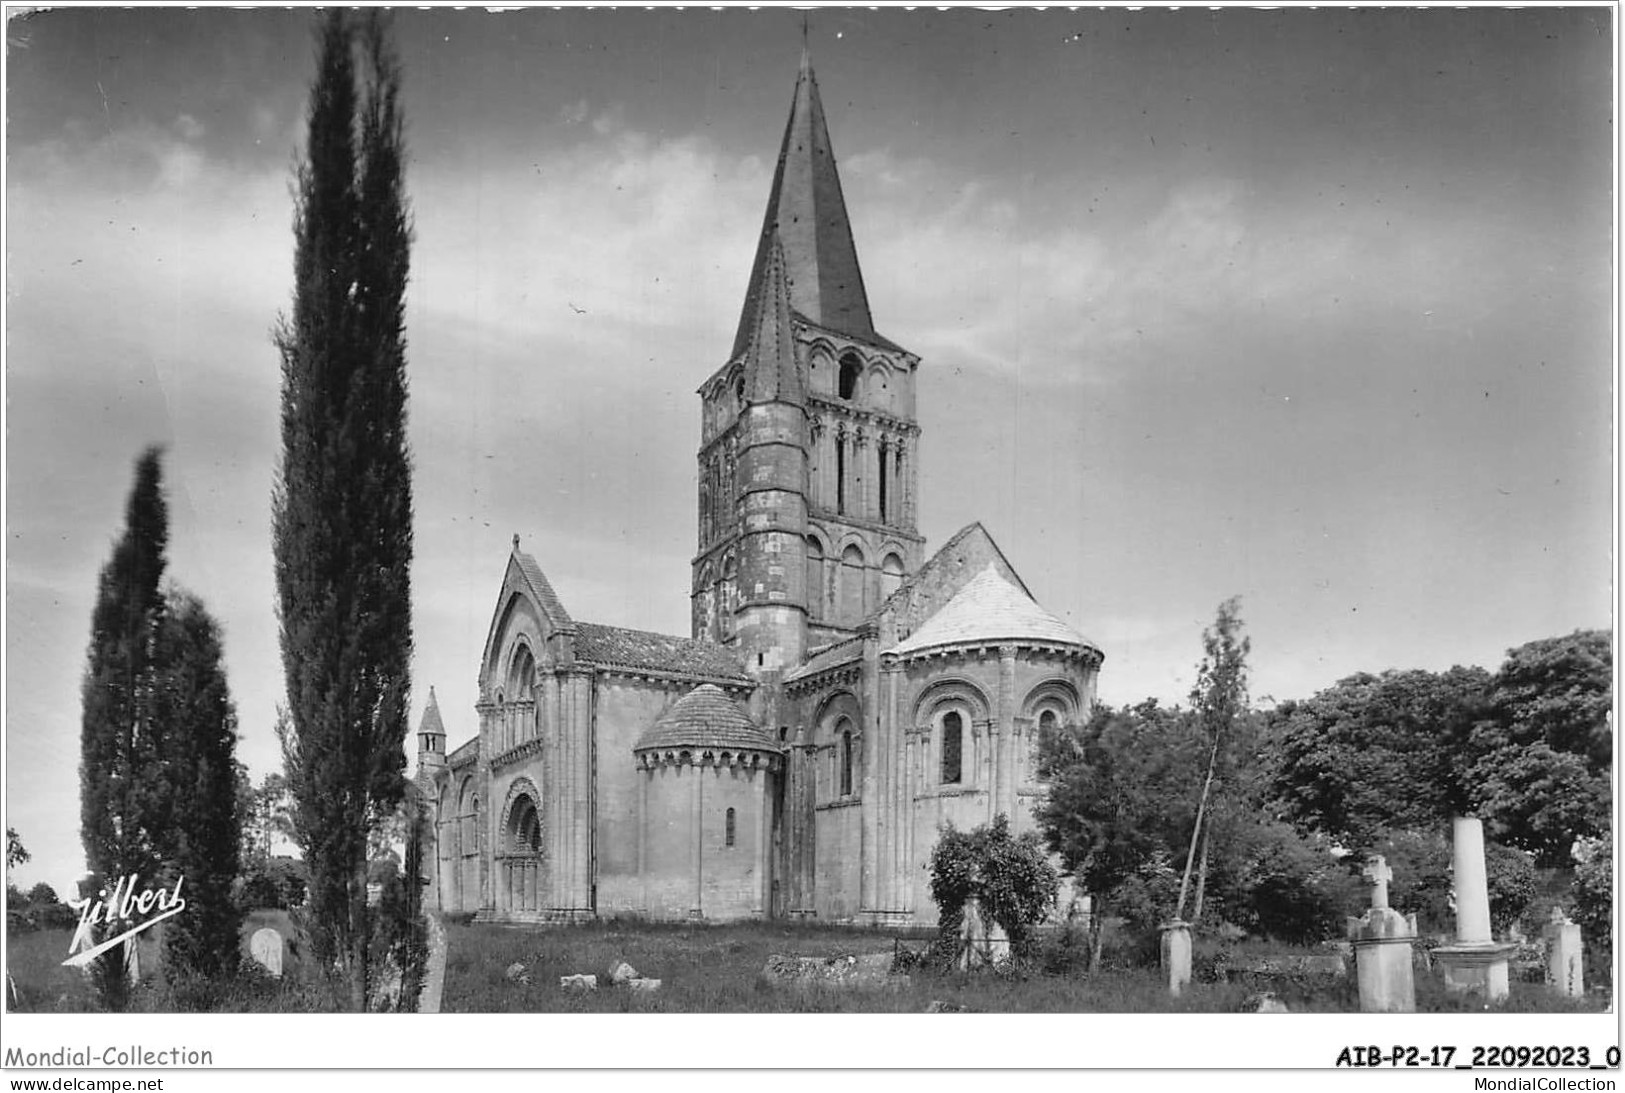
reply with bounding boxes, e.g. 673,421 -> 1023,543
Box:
1033,711 -> 1059,779
880,552 -> 904,601
508,645 -> 536,744
838,353 -> 861,400
725,807 -> 737,848
840,725 -> 854,796
839,544 -> 865,621
805,536 -> 825,618
941,710 -> 963,785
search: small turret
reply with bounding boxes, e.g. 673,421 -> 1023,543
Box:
416,686 -> 448,782
733,231 -> 809,676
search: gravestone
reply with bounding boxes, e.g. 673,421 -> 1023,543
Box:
559,973 -> 598,990
249,928 -> 284,979
1348,854 -> 1415,1013
957,898 -> 1010,971
1543,907 -> 1584,998
1160,919 -> 1192,996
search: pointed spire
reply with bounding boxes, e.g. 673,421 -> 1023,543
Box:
731,49 -> 876,359
740,231 -> 803,405
419,686 -> 445,738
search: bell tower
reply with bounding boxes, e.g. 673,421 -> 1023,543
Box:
693,48 -> 926,664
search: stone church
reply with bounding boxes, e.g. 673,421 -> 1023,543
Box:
416,52 -> 1104,926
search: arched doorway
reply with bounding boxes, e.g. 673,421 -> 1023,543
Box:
500,782 -> 545,914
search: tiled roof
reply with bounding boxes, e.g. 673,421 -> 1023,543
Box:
634,684 -> 782,753
575,622 -> 750,682
446,737 -> 479,767
784,636 -> 865,682
513,548 -> 574,628
876,522 -> 1031,619
885,564 -> 1097,657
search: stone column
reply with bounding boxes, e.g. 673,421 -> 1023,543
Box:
1347,855 -> 1416,1013
1432,816 -> 1516,1001
1160,919 -> 1192,996
1543,907 -> 1584,997
1454,816 -> 1492,943
690,763 -> 703,918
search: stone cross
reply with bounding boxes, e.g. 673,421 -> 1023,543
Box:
1363,855 -> 1393,910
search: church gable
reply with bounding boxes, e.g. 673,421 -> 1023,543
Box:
872,522 -> 1031,646
479,544 -> 578,696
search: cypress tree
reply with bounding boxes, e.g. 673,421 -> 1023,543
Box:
150,592 -> 242,982
80,446 -> 169,1010
272,10 -> 414,1011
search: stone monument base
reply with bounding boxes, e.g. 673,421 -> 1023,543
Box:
1432,941 -> 1517,1002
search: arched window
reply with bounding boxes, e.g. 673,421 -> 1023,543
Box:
805,536 -> 825,617
839,544 -> 865,621
839,722 -> 855,796
1036,709 -> 1059,781
880,552 -> 905,600
941,711 -> 963,785
838,353 -> 861,400
878,440 -> 889,521
836,433 -> 847,514
725,808 -> 737,847
508,645 -> 536,743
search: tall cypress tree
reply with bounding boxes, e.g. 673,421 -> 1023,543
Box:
273,10 -> 414,1011
80,447 -> 170,1010
150,592 -> 242,982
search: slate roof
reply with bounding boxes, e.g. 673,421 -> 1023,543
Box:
633,684 -> 782,753
731,50 -> 897,359
575,622 -> 750,683
885,564 -> 1097,657
784,636 -> 865,683
446,737 -> 479,767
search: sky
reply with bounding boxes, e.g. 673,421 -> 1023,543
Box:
4,5 -> 1614,900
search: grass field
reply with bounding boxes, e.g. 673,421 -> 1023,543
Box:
5,912 -> 344,1013
437,918 -> 1609,1014
9,916 -> 1607,1013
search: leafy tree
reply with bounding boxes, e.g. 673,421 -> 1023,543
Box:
927,814 -> 1057,965
150,592 -> 243,981
1569,834 -> 1611,956
1179,597 -> 1254,921
1369,827 -> 1538,937
80,447 -> 170,1010
6,827 -> 28,869
1465,632 -> 1612,864
1037,699 -> 1205,968
1264,667 -> 1489,849
242,768 -> 297,865
272,10 -> 414,1011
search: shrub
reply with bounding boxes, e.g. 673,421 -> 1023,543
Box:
928,814 -> 1058,964
1570,834 -> 1611,955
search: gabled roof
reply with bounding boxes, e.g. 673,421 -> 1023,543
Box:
885,564 -> 1097,657
784,635 -> 865,683
741,231 -> 804,405
731,50 -> 883,359
512,546 -> 574,630
633,684 -> 781,754
575,622 -> 750,683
